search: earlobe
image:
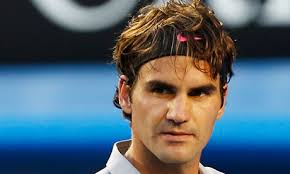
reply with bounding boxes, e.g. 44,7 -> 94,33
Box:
118,75 -> 132,114
216,84 -> 228,120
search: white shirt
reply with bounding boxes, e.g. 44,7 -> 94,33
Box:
96,140 -> 224,174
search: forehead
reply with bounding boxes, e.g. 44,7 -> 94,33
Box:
137,56 -> 216,84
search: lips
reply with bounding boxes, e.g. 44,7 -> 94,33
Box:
162,131 -> 193,135
160,131 -> 194,142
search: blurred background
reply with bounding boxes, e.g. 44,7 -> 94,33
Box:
0,0 -> 289,174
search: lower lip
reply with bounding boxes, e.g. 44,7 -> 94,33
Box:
160,133 -> 193,142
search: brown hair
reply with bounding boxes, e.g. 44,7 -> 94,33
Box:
112,0 -> 236,120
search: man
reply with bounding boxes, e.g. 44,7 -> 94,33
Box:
97,0 -> 236,173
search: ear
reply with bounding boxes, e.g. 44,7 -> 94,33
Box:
216,84 -> 228,120
118,75 -> 132,114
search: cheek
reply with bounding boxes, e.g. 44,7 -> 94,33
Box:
130,95 -> 166,136
196,117 -> 216,147
133,93 -> 167,120
194,102 -> 221,143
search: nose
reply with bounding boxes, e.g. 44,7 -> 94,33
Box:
166,94 -> 191,124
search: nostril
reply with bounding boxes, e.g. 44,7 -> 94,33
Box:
167,118 -> 187,125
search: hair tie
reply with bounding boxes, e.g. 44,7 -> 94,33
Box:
193,36 -> 203,41
177,33 -> 203,42
177,33 -> 188,42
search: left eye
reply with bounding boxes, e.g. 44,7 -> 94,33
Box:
188,90 -> 210,97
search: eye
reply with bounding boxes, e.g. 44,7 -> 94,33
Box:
188,89 -> 211,97
151,87 -> 174,95
146,81 -> 176,96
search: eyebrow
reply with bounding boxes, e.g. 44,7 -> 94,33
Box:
145,80 -> 217,93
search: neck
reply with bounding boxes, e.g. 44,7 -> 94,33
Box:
124,139 -> 201,174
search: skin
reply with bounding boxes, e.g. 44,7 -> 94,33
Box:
118,56 -> 227,174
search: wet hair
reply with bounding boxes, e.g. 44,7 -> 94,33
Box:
112,0 -> 236,120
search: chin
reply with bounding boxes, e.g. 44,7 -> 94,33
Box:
157,153 -> 194,164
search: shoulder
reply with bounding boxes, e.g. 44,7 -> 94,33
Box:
95,168 -> 111,174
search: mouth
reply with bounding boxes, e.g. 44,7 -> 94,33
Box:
160,131 -> 194,142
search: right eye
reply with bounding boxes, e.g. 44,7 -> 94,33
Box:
151,87 -> 173,94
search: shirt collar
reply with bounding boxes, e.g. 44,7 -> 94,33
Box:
106,140 -> 140,174
106,139 -> 224,174
199,163 -> 225,174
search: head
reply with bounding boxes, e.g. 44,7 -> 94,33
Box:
113,0 -> 236,120
112,0 -> 236,165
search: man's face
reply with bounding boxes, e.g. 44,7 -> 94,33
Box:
120,56 -> 226,164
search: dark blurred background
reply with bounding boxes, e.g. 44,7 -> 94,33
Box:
0,0 -> 289,174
